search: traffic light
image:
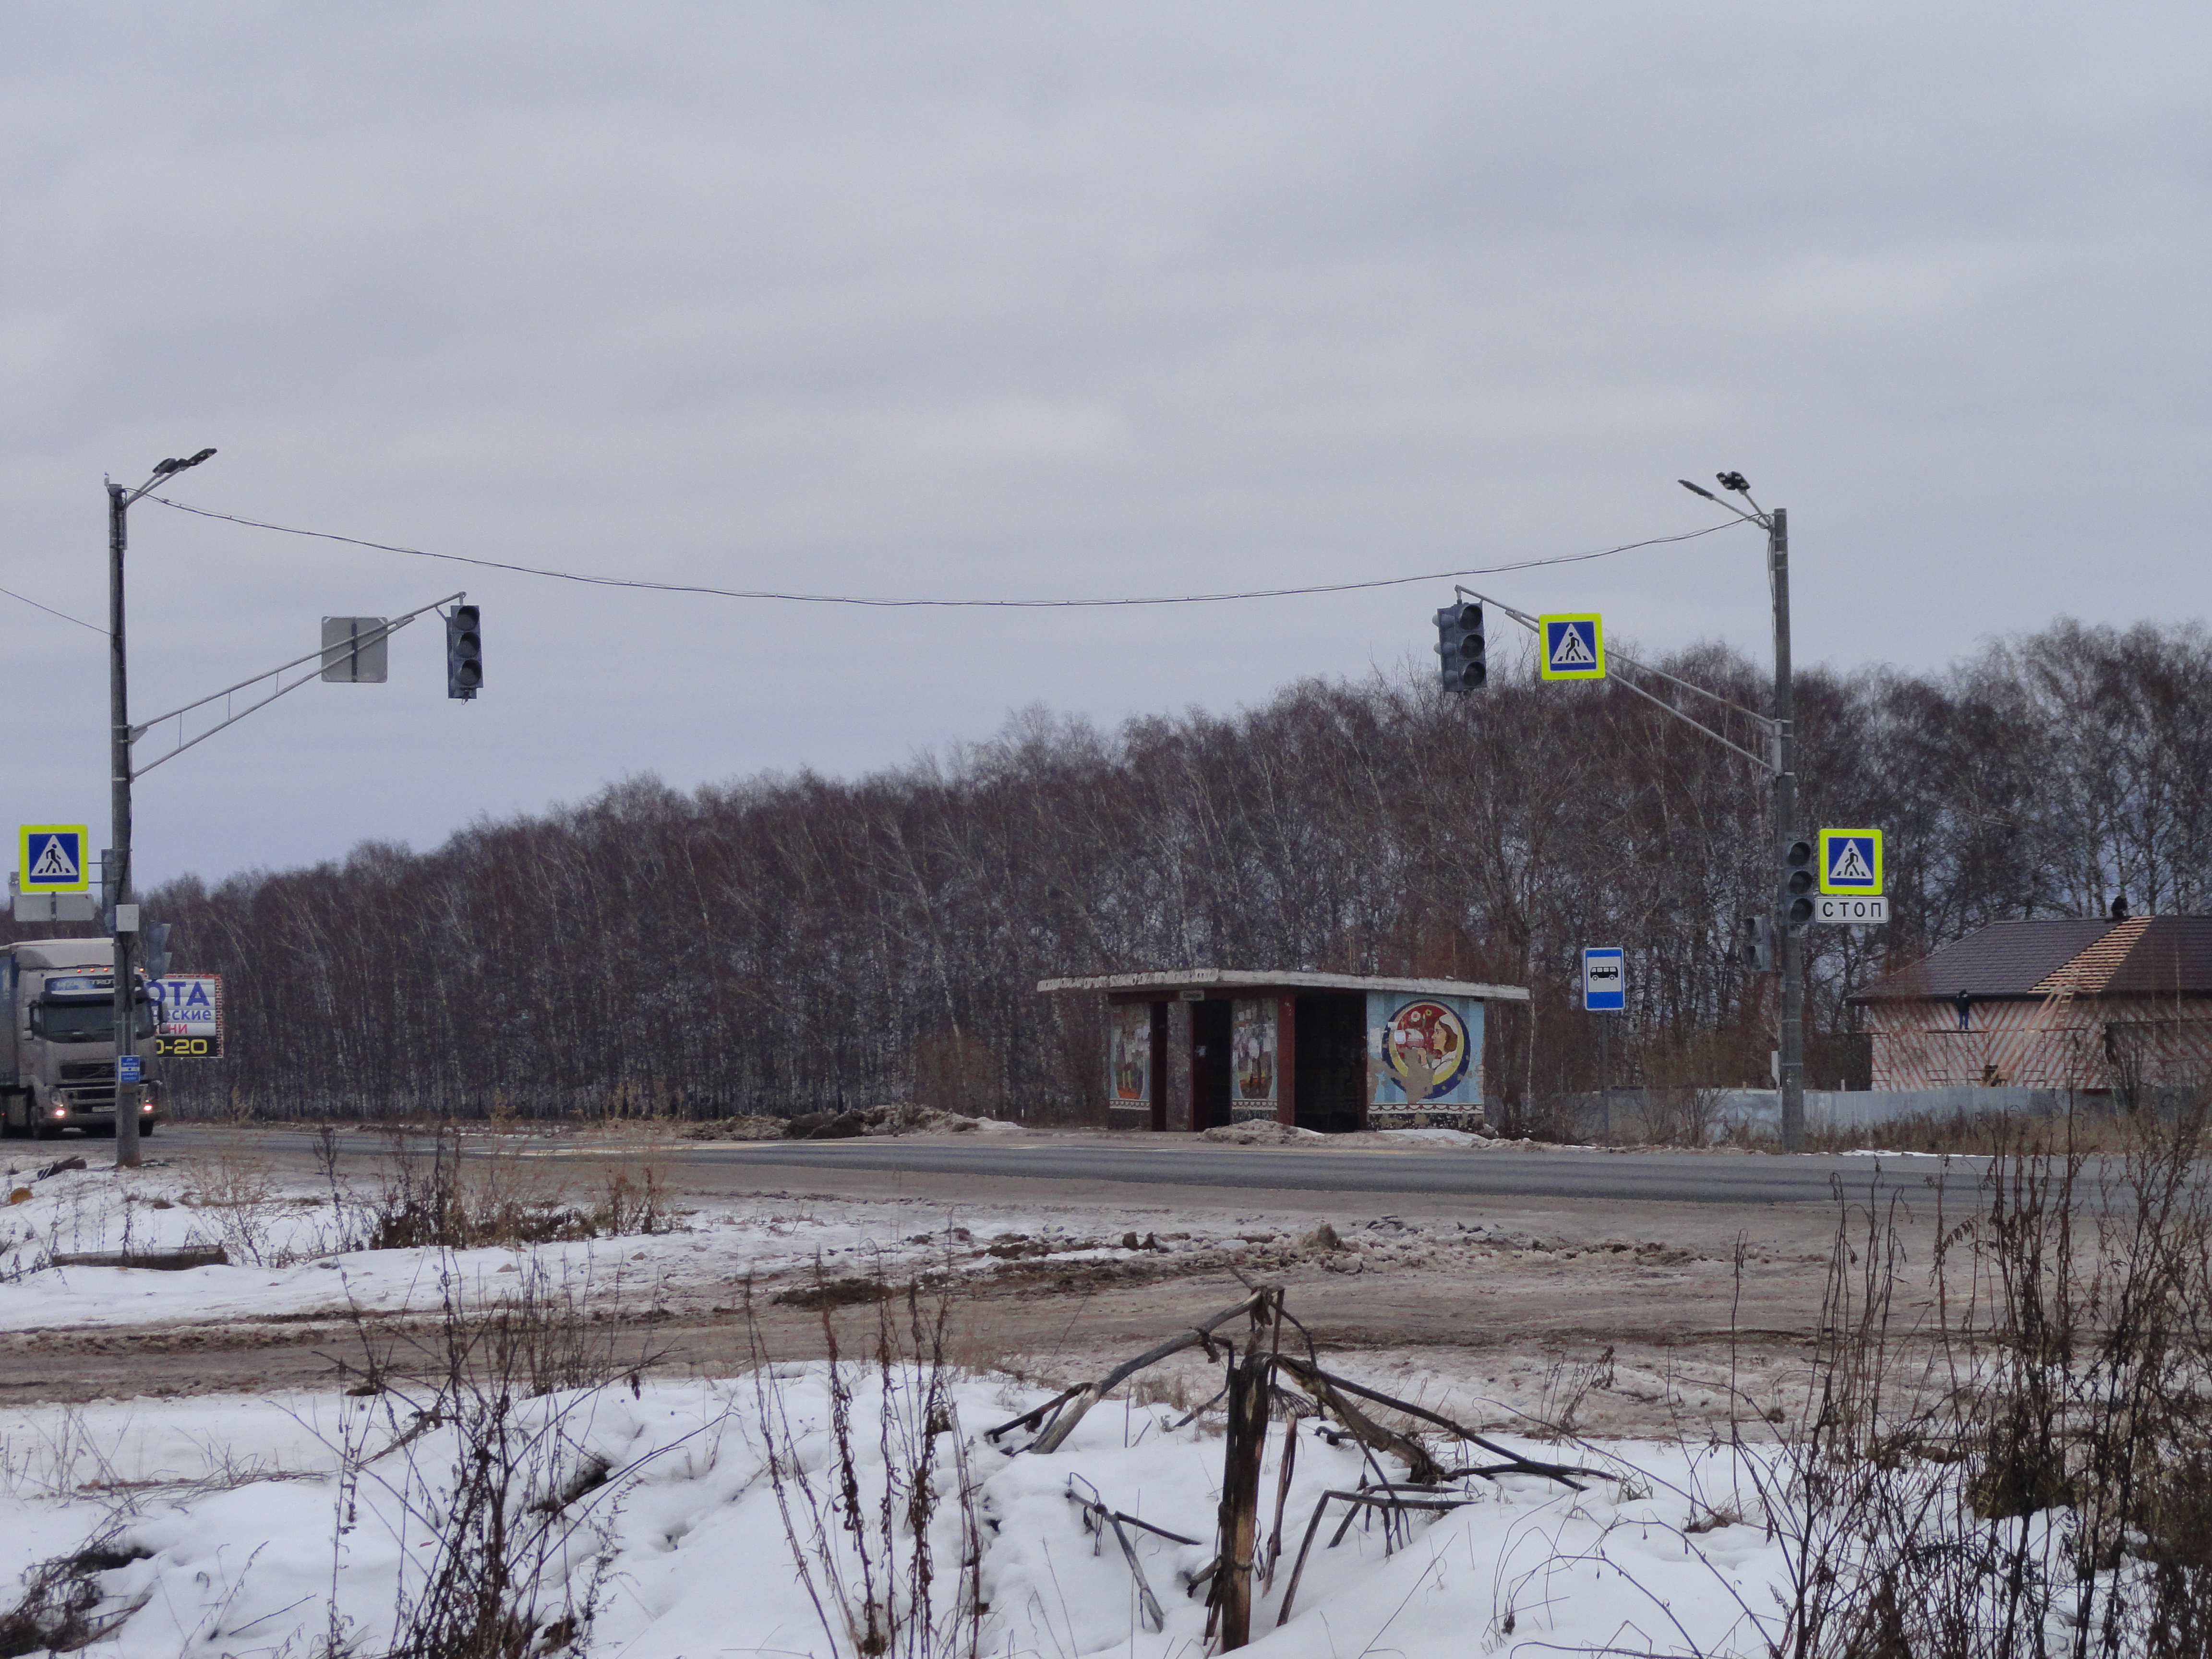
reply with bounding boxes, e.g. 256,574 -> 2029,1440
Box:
1781,838 -> 1816,926
1433,601 -> 1486,693
1742,914 -> 1774,972
446,605 -> 482,700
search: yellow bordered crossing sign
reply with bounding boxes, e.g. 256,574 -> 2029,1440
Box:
19,825 -> 89,892
1538,614 -> 1605,681
1818,828 -> 1884,895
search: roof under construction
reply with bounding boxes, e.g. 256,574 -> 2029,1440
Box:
1855,916 -> 2212,1003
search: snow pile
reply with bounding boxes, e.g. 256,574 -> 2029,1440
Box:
781,1103 -> 1027,1139
0,1372 -> 1795,1658
1196,1126 -> 1492,1149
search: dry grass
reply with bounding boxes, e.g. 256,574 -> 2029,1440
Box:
362,1124 -> 676,1250
1767,1095 -> 2212,1658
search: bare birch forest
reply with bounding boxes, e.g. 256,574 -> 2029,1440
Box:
29,616 -> 2208,1126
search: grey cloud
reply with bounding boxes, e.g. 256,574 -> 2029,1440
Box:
1,1 -> 2207,883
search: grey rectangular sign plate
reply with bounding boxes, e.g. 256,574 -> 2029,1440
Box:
321,617 -> 390,683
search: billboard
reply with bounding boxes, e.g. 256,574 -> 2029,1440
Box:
1365,993 -> 1484,1109
150,974 -> 223,1058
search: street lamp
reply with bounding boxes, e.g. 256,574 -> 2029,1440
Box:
108,448 -> 215,1168
1679,474 -> 1803,1153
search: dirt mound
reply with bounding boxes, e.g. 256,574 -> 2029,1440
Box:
679,1115 -> 787,1142
763,1103 -> 1022,1141
1198,1121 -> 1329,1146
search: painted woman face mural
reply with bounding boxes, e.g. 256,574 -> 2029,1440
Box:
1385,1000 -> 1469,1101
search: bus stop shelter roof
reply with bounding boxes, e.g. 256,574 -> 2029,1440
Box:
1036,968 -> 1530,1002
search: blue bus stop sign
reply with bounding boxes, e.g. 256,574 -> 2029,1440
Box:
1582,947 -> 1626,1012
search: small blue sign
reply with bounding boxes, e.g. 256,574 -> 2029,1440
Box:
1582,947 -> 1626,1012
117,1054 -> 143,1083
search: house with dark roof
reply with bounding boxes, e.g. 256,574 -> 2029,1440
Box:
1851,916 -> 2212,1093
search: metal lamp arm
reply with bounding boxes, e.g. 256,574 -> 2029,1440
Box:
1453,582 -> 1779,770
127,591 -> 465,778
130,591 -> 464,740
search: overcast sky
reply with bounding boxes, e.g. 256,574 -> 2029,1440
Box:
5,3 -> 2207,887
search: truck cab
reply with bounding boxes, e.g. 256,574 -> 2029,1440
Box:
0,939 -> 161,1139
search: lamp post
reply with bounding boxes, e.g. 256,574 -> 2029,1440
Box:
107,448 -> 214,1169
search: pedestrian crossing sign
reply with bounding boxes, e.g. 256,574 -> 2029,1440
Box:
1539,614 -> 1605,681
1818,828 -> 1883,895
19,825 -> 89,893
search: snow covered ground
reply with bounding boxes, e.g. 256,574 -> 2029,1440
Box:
0,1135 -> 1816,1654
0,1133 -> 2148,1656
0,1141 -> 1246,1332
0,1138 -> 1724,1340
0,1368 -> 1794,1658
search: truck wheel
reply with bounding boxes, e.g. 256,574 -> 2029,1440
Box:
141,1121 -> 156,1138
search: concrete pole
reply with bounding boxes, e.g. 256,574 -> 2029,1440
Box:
109,482 -> 142,1169
1769,507 -> 1804,1153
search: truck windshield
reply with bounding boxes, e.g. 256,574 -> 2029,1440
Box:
33,1001 -> 154,1043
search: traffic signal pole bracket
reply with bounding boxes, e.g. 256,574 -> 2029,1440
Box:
127,591 -> 468,776
1455,584 -> 1781,774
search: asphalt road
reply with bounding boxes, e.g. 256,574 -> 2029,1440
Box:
673,1138 -> 1967,1204
168,1126 -> 1972,1207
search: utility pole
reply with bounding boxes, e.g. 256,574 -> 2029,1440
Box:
1671,476 -> 1804,1151
108,480 -> 137,1168
107,449 -> 215,1169
1767,508 -> 1804,1153
1458,475 -> 1808,1150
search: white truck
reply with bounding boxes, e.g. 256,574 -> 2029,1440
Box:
0,939 -> 161,1139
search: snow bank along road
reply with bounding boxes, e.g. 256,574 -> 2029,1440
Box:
0,1125 -> 1960,1423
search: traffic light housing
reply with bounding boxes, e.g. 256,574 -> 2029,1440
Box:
1743,913 -> 1774,972
1781,838 -> 1816,926
1433,601 -> 1486,693
446,605 -> 482,700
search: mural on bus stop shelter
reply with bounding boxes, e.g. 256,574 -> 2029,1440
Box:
1366,993 -> 1484,1127
1108,1004 -> 1152,1109
1231,998 -> 1277,1112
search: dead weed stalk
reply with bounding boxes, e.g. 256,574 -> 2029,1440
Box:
746,1272 -> 985,1659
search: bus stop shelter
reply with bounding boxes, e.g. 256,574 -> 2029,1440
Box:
1037,969 -> 1529,1134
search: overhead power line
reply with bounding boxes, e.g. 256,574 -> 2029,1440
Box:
148,495 -> 1739,608
0,583 -> 103,633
